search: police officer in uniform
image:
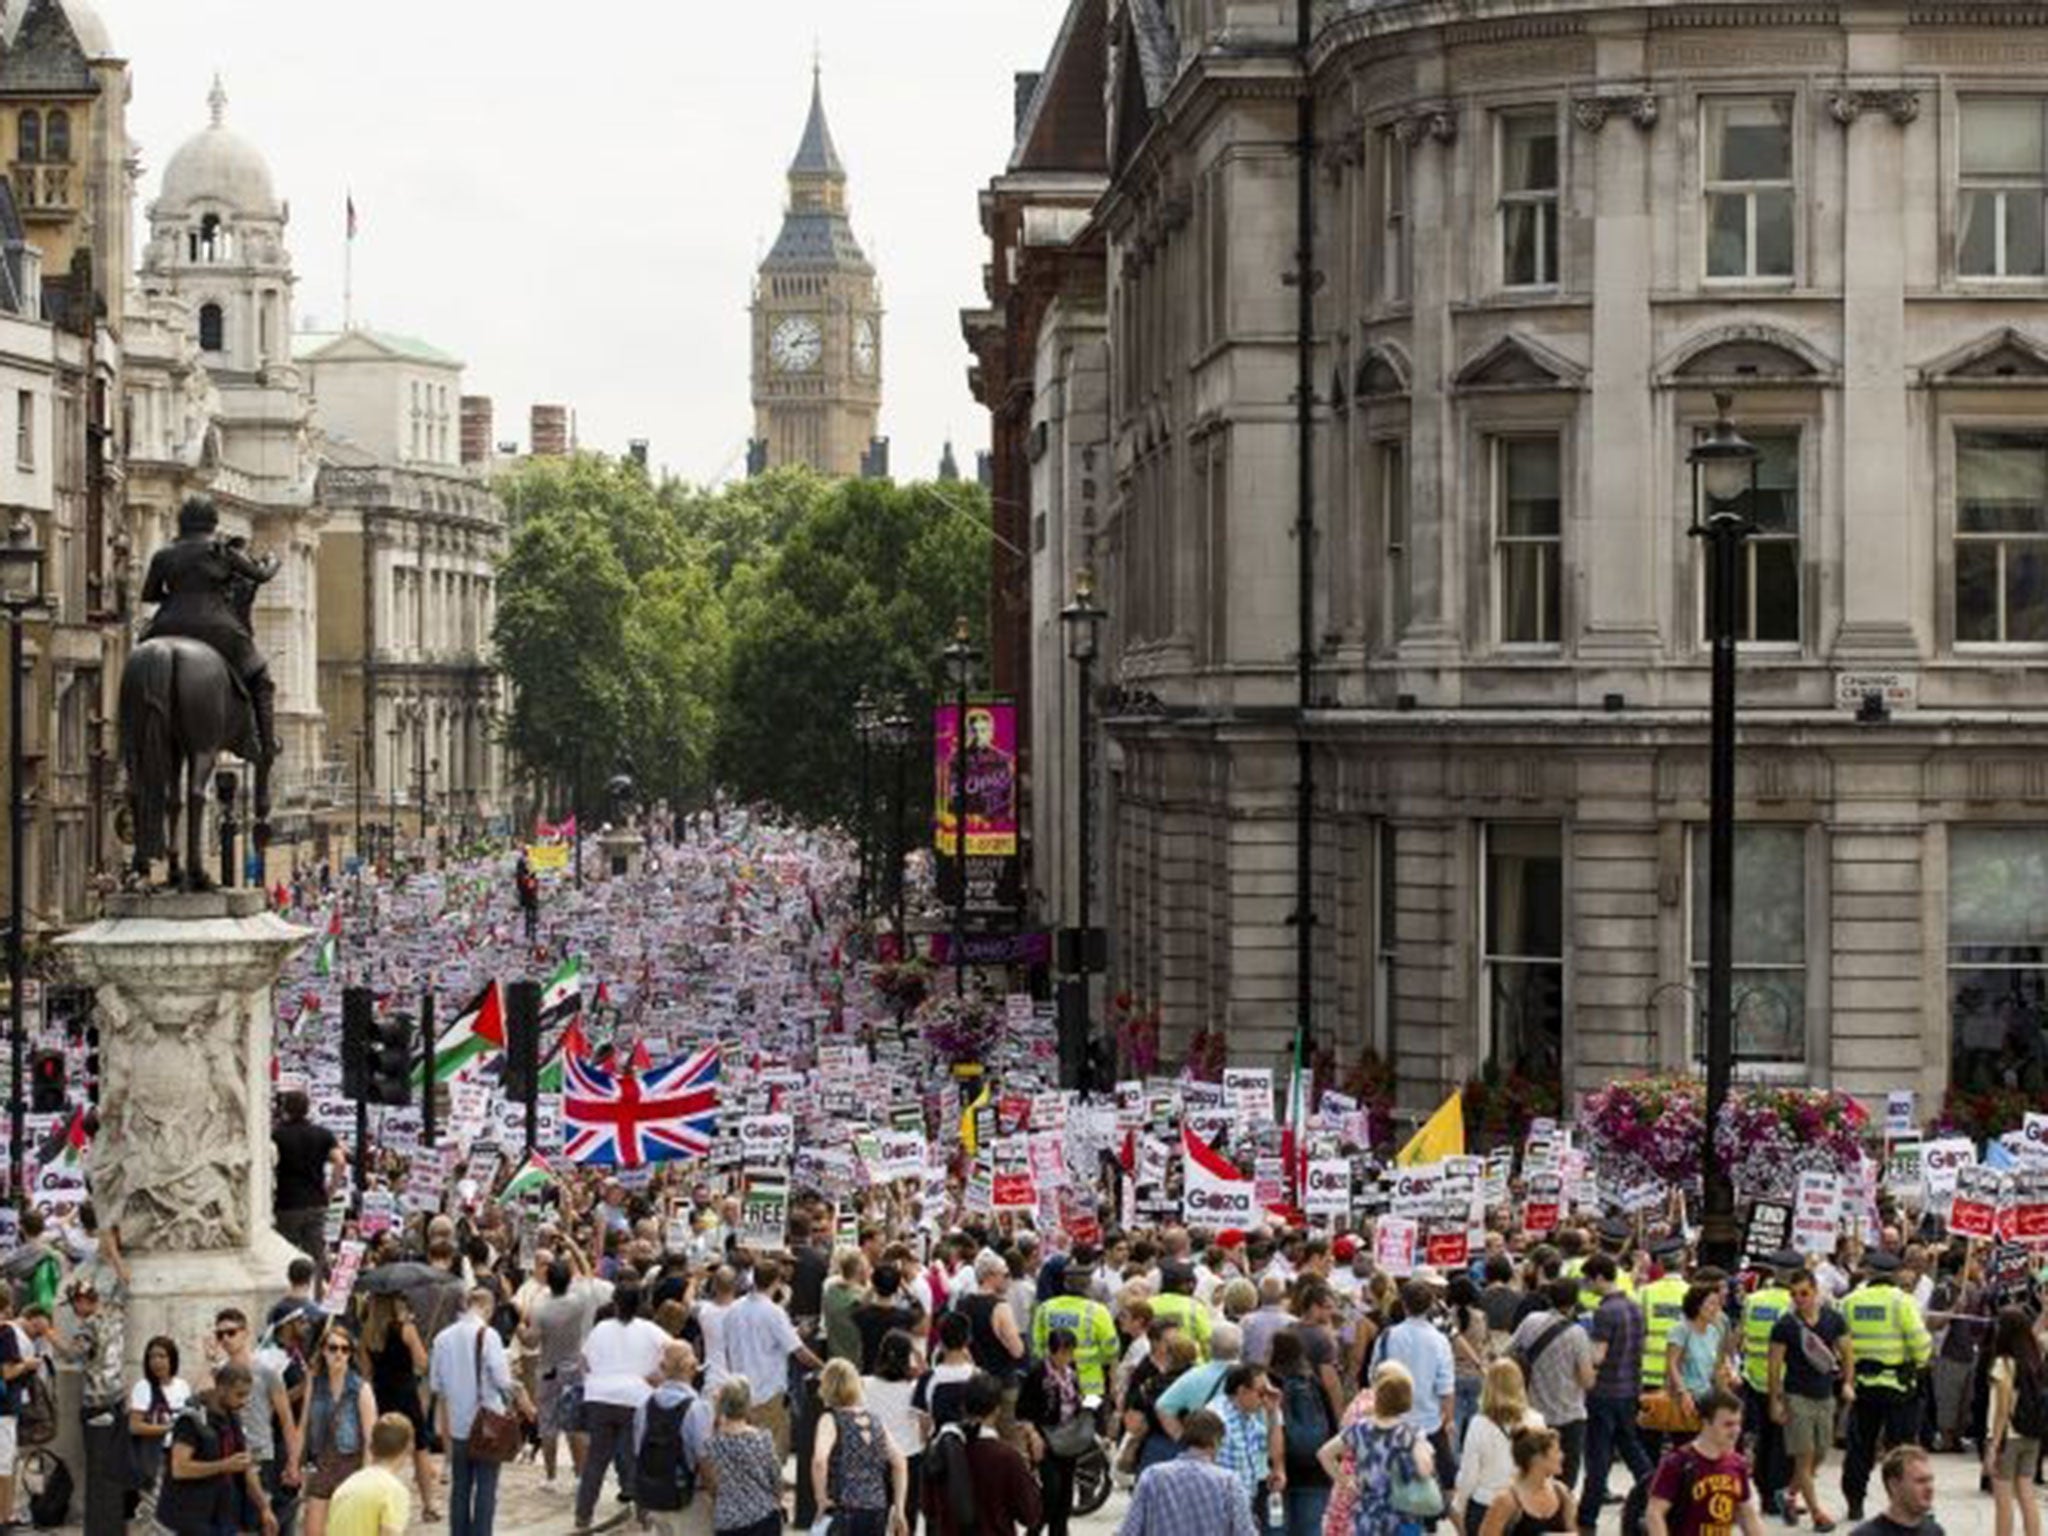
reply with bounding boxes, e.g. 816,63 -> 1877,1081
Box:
139,495 -> 280,764
1839,1249 -> 1931,1522
1739,1249 -> 1801,1518
1030,1264 -> 1119,1398
1147,1261 -> 1214,1361
1639,1237 -> 1690,1398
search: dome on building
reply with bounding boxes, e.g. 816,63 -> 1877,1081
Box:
157,78 -> 279,219
1,0 -> 115,60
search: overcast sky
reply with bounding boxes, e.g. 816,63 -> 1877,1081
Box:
103,0 -> 1073,486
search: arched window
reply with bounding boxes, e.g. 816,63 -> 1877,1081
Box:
199,214 -> 221,262
16,111 -> 39,164
44,111 -> 68,163
198,302 -> 223,353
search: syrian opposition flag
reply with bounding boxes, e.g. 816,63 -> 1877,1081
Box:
313,911 -> 340,977
502,1151 -> 555,1200
413,980 -> 503,1087
539,957 -> 585,1026
1182,1123 -> 1256,1230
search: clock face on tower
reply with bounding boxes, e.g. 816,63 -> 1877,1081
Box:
852,317 -> 878,378
770,316 -> 823,373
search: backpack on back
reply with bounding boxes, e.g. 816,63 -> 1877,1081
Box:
925,1421 -> 979,1534
633,1393 -> 698,1513
1280,1374 -> 1332,1480
2012,1361 -> 2048,1442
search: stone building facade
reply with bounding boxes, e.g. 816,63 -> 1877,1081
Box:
1003,0 -> 2048,1115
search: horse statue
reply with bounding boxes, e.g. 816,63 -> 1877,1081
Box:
118,496 -> 279,891
119,637 -> 269,890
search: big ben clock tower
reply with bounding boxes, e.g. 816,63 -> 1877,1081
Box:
750,68 -> 884,478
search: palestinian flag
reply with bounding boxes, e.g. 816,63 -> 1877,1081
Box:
536,1015 -> 592,1095
502,1152 -> 555,1200
313,911 -> 340,977
413,980 -> 503,1087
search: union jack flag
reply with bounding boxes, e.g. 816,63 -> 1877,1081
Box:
562,1047 -> 720,1168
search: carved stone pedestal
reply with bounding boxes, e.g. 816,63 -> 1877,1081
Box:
57,890 -> 309,1380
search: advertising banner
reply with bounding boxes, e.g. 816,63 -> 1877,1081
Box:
933,701 -> 1023,919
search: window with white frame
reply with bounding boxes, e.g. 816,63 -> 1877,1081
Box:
1381,128 -> 1409,304
1499,109 -> 1559,288
1688,825 -> 1807,1065
1483,823 -> 1563,1081
1950,826 -> 2048,1092
1704,98 -> 1794,279
1493,436 -> 1561,645
1960,98 -> 2048,278
14,390 -> 30,469
1378,439 -> 1408,645
1956,430 -> 2048,643
1699,430 -> 1800,644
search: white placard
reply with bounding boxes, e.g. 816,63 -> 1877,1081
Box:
1303,1157 -> 1351,1219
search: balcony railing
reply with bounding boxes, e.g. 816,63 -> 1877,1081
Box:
11,163 -> 73,218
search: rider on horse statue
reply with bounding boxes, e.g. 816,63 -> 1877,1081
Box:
137,496 -> 279,766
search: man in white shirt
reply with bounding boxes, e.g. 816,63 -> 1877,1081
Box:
573,1281 -> 670,1533
722,1257 -> 821,1458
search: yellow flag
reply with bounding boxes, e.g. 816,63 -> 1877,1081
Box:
1397,1091 -> 1465,1167
961,1081 -> 992,1156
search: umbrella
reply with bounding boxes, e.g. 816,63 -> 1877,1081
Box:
355,1261 -> 457,1295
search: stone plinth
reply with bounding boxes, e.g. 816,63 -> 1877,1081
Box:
58,891 -> 309,1382
599,830 -> 646,880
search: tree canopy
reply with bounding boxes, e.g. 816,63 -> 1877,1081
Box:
491,457 -> 991,829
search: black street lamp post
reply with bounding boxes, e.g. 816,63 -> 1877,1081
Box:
941,617 -> 980,995
0,515 -> 43,1203
854,687 -> 877,918
1060,570 -> 1107,1090
352,727 -> 366,863
883,706 -> 910,959
1688,390 -> 1759,1269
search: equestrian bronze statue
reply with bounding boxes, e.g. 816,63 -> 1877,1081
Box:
119,495 -> 279,889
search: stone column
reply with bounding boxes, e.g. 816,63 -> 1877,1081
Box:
57,891 -> 309,1383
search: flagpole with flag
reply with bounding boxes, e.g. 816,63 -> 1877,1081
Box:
1397,1090 -> 1466,1167
344,192 -> 357,330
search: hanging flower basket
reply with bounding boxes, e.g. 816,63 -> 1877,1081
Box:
920,991 -> 1005,1068
1582,1076 -> 1871,1199
1111,993 -> 1162,1078
1461,1066 -> 1563,1152
1183,1024 -> 1229,1083
869,958 -> 933,1012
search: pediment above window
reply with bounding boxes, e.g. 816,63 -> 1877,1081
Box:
1661,324 -> 1833,386
1452,332 -> 1585,392
1919,327 -> 2048,386
1354,341 -> 1410,399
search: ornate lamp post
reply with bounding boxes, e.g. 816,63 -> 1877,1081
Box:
854,687 -> 878,918
940,617 -> 980,995
0,514 -> 44,1201
1059,569 -> 1107,1090
1688,390 -> 1759,1268
881,704 -> 911,960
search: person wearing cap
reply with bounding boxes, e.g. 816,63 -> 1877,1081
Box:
1149,1262 -> 1214,1362
58,1247 -> 130,1536
1636,1248 -> 1689,1400
1032,1264 -> 1120,1397
1739,1250 -> 1802,1520
1838,1251 -> 1931,1523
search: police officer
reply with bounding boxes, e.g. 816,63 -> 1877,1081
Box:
1030,1264 -> 1119,1396
1578,1219 -> 1638,1314
1740,1248 -> 1801,1518
1638,1237 -> 1690,1394
1147,1260 -> 1214,1360
1839,1249 -> 1932,1522
139,496 -> 280,764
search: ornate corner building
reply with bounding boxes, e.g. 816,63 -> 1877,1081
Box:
976,0 -> 2048,1115
749,70 -> 887,479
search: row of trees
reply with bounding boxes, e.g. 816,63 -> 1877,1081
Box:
491,454 -> 992,828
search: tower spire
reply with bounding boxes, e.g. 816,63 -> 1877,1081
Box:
790,66 -> 844,179
208,72 -> 227,129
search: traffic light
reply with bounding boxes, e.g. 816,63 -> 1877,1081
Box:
341,987 -> 374,1100
503,981 -> 541,1102
369,1012 -> 414,1107
29,1049 -> 65,1114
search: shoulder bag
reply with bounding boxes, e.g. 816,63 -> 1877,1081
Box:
465,1326 -> 522,1463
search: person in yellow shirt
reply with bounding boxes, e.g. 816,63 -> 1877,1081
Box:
326,1413 -> 416,1536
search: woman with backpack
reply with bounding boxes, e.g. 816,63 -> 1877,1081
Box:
1453,1359 -> 1544,1536
1315,1360 -> 1436,1536
1985,1304 -> 2044,1536
812,1359 -> 909,1536
1017,1327 -> 1092,1536
298,1324 -> 377,1536
1270,1331 -> 1334,1536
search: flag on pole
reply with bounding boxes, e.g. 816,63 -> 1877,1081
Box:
313,911 -> 339,977
413,980 -> 502,1087
540,957 -> 585,1026
536,1015 -> 592,1095
1282,1031 -> 1310,1200
562,1048 -> 720,1168
502,1152 -> 555,1199
1396,1091 -> 1465,1167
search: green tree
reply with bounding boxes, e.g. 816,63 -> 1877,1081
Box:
714,477 -> 992,826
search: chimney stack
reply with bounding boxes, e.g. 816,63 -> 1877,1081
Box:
530,404 -> 569,458
460,396 -> 494,467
